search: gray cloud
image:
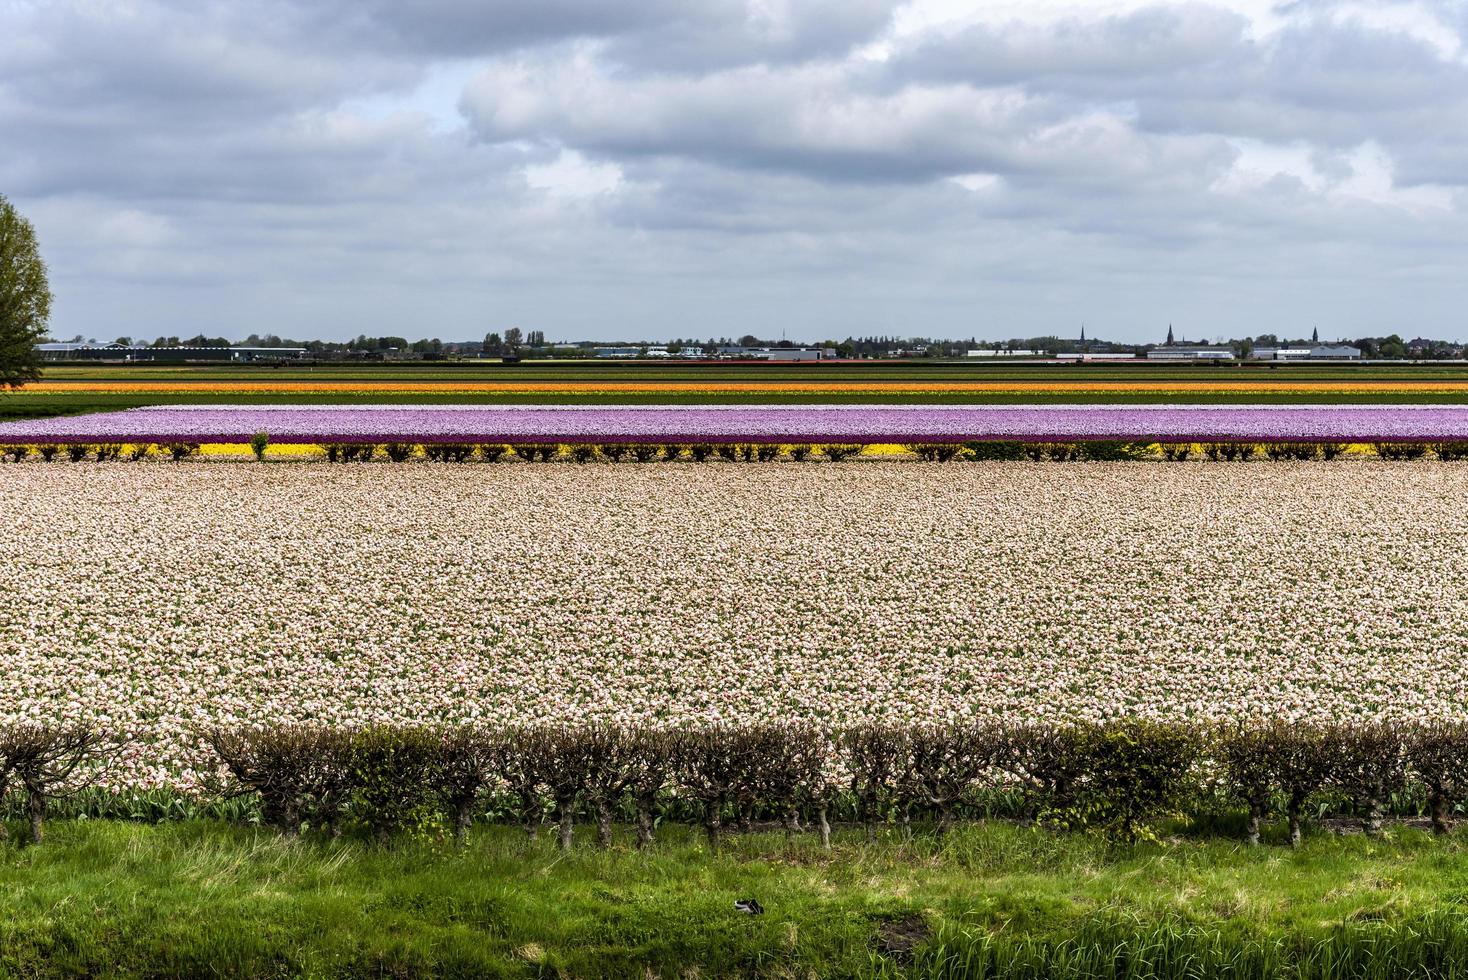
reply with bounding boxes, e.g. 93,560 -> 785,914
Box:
2,0 -> 1467,343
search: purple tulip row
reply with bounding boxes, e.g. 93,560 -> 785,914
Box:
6,404 -> 1468,443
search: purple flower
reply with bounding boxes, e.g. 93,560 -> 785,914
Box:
3,404 -> 1468,442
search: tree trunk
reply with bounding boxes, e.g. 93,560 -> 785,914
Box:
1431,790 -> 1451,836
455,801 -> 473,846
1246,799 -> 1264,846
596,801 -> 614,849
635,802 -> 655,848
705,797 -> 723,852
557,801 -> 575,852
737,801 -> 753,834
522,792 -> 540,840
27,789 -> 44,845
783,809 -> 801,840
1361,797 -> 1383,837
817,804 -> 832,850
900,803 -> 912,842
935,805 -> 954,839
1287,800 -> 1302,847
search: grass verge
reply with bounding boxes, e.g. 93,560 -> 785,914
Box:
4,820 -> 1468,977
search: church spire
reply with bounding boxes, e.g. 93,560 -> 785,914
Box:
1312,325 -> 1319,343
1166,323 -> 1174,345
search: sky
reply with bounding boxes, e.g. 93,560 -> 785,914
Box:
3,0 -> 1468,344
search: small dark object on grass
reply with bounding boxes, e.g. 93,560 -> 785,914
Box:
875,915 -> 929,962
734,899 -> 765,916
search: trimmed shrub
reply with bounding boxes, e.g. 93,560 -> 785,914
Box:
630,444 -> 659,463
964,441 -> 1026,461
384,442 -> 416,462
1323,721 -> 1407,836
1036,721 -> 1201,842
475,444 -> 506,462
905,443 -> 964,462
1404,720 -> 1468,834
1024,442 -> 1081,462
1376,442 -> 1429,460
1,445 -> 30,462
1203,442 -> 1260,462
65,443 -> 92,462
164,443 -> 200,462
902,722 -> 1007,836
434,726 -> 501,844
337,443 -> 376,463
127,443 -> 154,462
1160,444 -> 1193,462
0,724 -> 112,843
1216,719 -> 1334,846
843,725 -> 905,842
249,431 -> 269,462
672,726 -> 749,851
36,445 -> 59,462
347,726 -> 445,842
1265,442 -> 1321,461
755,444 -> 781,462
787,444 -> 813,461
753,723 -> 828,844
1430,442 -> 1468,461
425,443 -> 475,462
203,725 -> 352,837
689,443 -> 714,462
570,445 -> 598,463
818,444 -> 865,462
1079,441 -> 1146,462
598,444 -> 629,462
496,727 -> 555,840
625,728 -> 676,849
660,444 -> 684,462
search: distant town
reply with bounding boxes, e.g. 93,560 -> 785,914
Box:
35,326 -> 1468,364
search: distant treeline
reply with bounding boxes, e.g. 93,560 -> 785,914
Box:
43,331 -> 1468,360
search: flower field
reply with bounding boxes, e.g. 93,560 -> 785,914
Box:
7,461 -> 1468,791
7,402 -> 1468,442
23,380 -> 1468,396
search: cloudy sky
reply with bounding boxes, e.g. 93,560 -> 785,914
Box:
3,0 -> 1467,344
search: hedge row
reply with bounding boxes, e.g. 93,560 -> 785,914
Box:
6,440 -> 1468,463
6,719 -> 1468,848
190,718 -> 1468,849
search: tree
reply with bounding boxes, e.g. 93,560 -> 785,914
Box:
0,196 -> 51,388
504,327 -> 523,349
483,332 -> 502,355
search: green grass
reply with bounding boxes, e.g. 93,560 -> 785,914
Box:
6,820 -> 1468,977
